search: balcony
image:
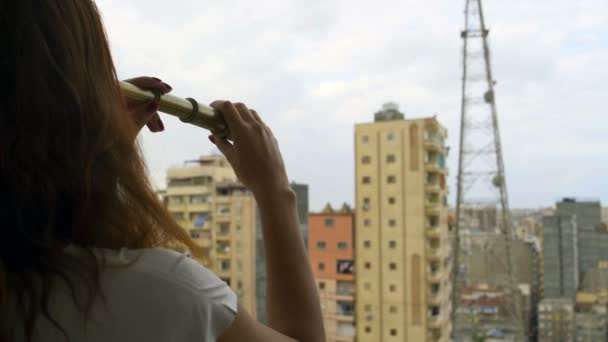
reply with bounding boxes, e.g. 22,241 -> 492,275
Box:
426,201 -> 441,216
424,135 -> 445,152
427,242 -> 447,260
427,266 -> 444,283
426,224 -> 442,238
190,229 -> 212,248
425,182 -> 441,194
168,202 -> 187,212
428,310 -> 447,328
188,202 -> 212,212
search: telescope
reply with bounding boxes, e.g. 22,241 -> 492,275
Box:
119,81 -> 229,138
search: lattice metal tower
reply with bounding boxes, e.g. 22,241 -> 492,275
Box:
452,0 -> 525,340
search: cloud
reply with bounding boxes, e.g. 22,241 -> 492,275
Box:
96,0 -> 608,211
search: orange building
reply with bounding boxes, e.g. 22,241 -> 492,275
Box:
309,203 -> 356,342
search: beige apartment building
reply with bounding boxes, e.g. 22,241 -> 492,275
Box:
355,104 -> 452,341
164,155 -> 257,316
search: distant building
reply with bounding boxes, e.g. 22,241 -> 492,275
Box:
309,203 -> 355,341
255,181 -> 309,323
355,105 -> 452,341
537,298 -> 575,342
582,260 -> 608,292
574,292 -> 608,342
464,237 -> 540,337
164,156 -> 258,316
542,214 -> 578,298
555,198 -> 603,278
454,284 -> 526,341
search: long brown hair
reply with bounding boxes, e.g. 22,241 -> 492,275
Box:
0,1 -> 196,340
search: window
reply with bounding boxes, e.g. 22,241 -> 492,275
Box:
365,326 -> 371,334
362,135 -> 369,143
237,260 -> 243,272
387,132 -> 394,141
386,154 -> 396,163
325,218 -> 334,227
190,230 -> 200,239
364,282 -> 371,290
362,197 -> 370,211
365,304 -> 372,312
389,262 -> 397,270
364,218 -> 371,226
388,197 -> 395,204
387,175 -> 396,184
189,195 -> 208,203
219,260 -> 230,272
172,212 -> 185,220
363,240 -> 371,248
389,240 -> 396,248
389,306 -> 397,314
169,196 -> 184,204
338,242 -> 348,249
362,155 -> 371,164
218,205 -> 230,215
318,262 -> 325,270
319,282 -> 326,290
389,219 -> 396,227
390,329 -> 397,336
317,241 -> 327,249
389,284 -> 396,292
364,262 -> 371,269
362,176 -> 371,184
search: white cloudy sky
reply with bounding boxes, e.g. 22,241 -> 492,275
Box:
96,0 -> 607,211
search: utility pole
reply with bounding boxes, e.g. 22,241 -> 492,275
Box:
452,0 -> 525,340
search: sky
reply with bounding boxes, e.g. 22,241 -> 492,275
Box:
96,0 -> 608,212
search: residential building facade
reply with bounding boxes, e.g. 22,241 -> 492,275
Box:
164,156 -> 258,316
354,104 -> 452,341
574,293 -> 608,342
309,203 -> 356,341
537,298 -> 575,342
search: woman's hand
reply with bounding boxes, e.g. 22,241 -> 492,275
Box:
209,101 -> 290,198
123,76 -> 173,133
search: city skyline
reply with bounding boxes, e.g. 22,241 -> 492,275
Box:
96,0 -> 608,211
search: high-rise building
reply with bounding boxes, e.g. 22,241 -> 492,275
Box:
255,182 -> 309,323
309,203 -> 356,341
354,104 -> 452,341
164,156 -> 257,316
542,215 -> 578,298
537,298 -> 575,342
556,198 -> 603,277
583,261 -> 608,292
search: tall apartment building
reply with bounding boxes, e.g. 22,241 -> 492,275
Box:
537,298 -> 575,342
309,203 -> 356,341
354,104 -> 452,341
542,215 -> 578,298
255,182 -> 309,323
556,198 -> 603,277
164,156 -> 257,315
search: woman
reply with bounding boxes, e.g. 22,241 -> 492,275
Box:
0,1 -> 324,341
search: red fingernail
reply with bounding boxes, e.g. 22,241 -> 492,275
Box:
162,82 -> 173,91
152,77 -> 161,82
208,135 -> 216,144
147,101 -> 159,113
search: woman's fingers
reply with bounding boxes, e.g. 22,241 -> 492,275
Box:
234,102 -> 257,124
210,100 -> 245,133
124,76 -> 172,94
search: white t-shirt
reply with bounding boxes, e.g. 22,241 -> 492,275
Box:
30,246 -> 237,342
